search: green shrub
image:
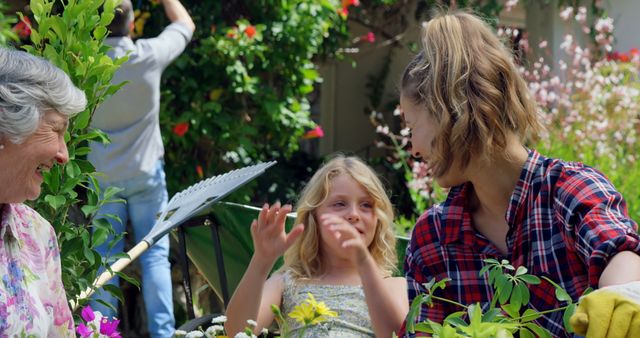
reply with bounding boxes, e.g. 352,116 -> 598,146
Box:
22,0 -> 133,311
132,0 -> 350,197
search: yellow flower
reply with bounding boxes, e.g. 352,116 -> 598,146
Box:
288,293 -> 338,326
288,301 -> 315,325
315,301 -> 338,319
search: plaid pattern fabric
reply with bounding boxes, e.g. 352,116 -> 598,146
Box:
401,150 -> 640,337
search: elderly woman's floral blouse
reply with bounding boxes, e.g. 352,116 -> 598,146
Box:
0,203 -> 74,337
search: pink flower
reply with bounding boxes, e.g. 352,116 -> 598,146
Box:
303,126 -> 324,139
81,305 -> 95,322
76,323 -> 92,337
100,317 -> 121,337
365,32 -> 375,43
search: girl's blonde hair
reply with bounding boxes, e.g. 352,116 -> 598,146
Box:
401,10 -> 544,177
281,155 -> 397,278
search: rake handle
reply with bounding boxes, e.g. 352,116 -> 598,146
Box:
70,241 -> 150,311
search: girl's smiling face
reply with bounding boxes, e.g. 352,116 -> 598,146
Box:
315,173 -> 378,254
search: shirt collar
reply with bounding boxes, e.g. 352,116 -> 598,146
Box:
440,183 -> 472,245
440,149 -> 542,245
506,149 -> 543,225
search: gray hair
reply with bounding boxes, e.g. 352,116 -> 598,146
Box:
0,47 -> 87,144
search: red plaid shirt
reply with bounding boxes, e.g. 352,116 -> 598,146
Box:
402,150 -> 640,337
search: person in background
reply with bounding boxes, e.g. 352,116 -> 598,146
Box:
0,47 -> 87,337
225,155 -> 409,337
88,0 -> 195,336
399,10 -> 640,338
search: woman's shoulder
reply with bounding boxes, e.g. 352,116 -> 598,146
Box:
6,203 -> 53,229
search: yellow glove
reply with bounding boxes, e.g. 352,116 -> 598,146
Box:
570,281 -> 640,338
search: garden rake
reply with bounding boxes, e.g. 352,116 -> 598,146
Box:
71,161 -> 277,310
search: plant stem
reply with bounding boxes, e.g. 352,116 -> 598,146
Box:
511,305 -> 570,321
430,295 -> 468,310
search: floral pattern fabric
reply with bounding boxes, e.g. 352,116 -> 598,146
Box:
281,271 -> 374,337
0,203 -> 74,337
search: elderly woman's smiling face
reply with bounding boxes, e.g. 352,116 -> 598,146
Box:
0,110 -> 69,203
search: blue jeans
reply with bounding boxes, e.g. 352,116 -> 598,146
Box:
91,160 -> 174,337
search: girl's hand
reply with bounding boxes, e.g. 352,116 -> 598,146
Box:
319,214 -> 370,265
250,202 -> 304,266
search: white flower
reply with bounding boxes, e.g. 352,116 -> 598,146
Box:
175,330 -> 188,335
559,6 -> 573,20
574,6 -> 587,23
211,315 -> 227,324
186,331 -> 205,338
207,325 -> 224,334
246,319 -> 258,327
261,328 -> 269,335
234,333 -> 256,338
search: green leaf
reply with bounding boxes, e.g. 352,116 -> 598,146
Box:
564,303 -> 577,333
519,274 -> 541,285
92,227 -> 109,247
519,328 -> 535,338
468,303 -> 483,327
102,283 -> 124,303
93,26 -> 107,40
115,271 -> 140,288
44,194 -> 66,210
502,303 -> 520,318
83,246 -> 94,265
73,109 -> 91,129
521,309 -> 542,322
498,277 -> 513,305
555,287 -> 572,302
445,311 -> 467,328
515,266 -> 528,276
524,323 -> 552,338
406,293 -> 427,333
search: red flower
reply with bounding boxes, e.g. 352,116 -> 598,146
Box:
226,28 -> 237,39
13,16 -> 31,39
364,32 -> 375,43
172,122 -> 189,137
196,165 -> 204,179
244,25 -> 256,39
619,53 -> 630,62
338,6 -> 349,17
342,0 -> 360,7
303,126 -> 325,139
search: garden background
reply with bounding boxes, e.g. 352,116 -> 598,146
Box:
0,0 -> 639,335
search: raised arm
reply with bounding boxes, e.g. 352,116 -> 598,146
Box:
321,214 -> 409,337
224,203 -> 305,336
358,255 -> 409,337
161,0 -> 195,32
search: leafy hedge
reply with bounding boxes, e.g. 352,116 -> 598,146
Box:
134,0 -> 350,197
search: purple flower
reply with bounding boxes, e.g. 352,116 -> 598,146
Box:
81,305 -> 95,322
76,323 -> 93,337
100,317 -> 121,337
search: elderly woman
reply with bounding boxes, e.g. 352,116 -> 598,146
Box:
0,47 -> 86,336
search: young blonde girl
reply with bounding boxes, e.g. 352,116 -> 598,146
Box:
225,155 -> 408,337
